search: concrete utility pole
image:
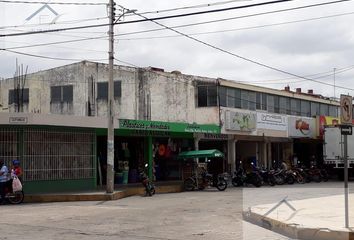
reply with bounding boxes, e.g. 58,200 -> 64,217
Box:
106,0 -> 115,193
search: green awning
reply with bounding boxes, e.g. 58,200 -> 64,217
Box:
178,149 -> 224,159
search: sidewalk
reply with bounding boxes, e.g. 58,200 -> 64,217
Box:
243,194 -> 354,240
24,181 -> 183,203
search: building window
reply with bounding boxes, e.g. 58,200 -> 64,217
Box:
241,90 -> 249,110
219,87 -> 227,107
226,88 -> 235,108
51,85 -> 73,103
273,95 -> 279,113
249,91 -> 256,111
320,104 -> 329,116
301,100 -> 311,117
290,98 -> 300,116
329,105 -> 338,117
267,95 -> 275,113
279,97 -> 290,114
8,88 -> 29,105
97,81 -> 122,100
311,102 -> 320,116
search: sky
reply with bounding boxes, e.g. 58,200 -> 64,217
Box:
1,0 -> 354,99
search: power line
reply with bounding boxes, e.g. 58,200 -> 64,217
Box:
0,16 -> 108,30
116,11 -> 354,41
0,0 -> 304,37
0,0 -> 107,5
137,0 -> 252,15
1,0 -> 353,38
130,7 -> 354,92
3,49 -> 106,61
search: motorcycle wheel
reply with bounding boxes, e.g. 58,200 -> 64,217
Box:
313,174 -> 322,183
8,191 -> 24,204
253,179 -> 262,188
275,176 -> 284,185
216,179 -> 227,191
287,175 -> 295,185
268,178 -> 275,186
232,177 -> 243,187
296,175 -> 305,184
184,178 -> 195,191
150,186 -> 156,196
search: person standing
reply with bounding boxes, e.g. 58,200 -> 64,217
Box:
0,159 -> 9,204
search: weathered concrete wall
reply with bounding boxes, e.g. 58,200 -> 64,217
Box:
0,61 -> 220,125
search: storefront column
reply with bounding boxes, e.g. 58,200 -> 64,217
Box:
267,142 -> 272,168
194,137 -> 200,151
262,141 -> 268,169
147,136 -> 153,179
228,139 -> 236,173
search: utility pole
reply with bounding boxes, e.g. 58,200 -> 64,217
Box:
106,0 -> 115,193
333,68 -> 336,99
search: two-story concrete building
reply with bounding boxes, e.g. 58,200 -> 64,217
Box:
0,60 -> 340,193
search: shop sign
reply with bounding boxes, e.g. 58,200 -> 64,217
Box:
9,117 -> 28,124
256,112 -> 287,131
225,111 -> 256,132
195,133 -> 230,140
119,119 -> 220,134
288,117 -> 316,138
318,116 -> 340,137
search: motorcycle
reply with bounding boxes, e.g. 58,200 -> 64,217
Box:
232,168 -> 262,188
139,164 -> 155,196
255,167 -> 275,186
0,181 -> 24,204
184,170 -> 228,191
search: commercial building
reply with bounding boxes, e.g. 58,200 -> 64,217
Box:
0,61 -> 340,193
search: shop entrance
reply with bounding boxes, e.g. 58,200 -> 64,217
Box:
96,136 -> 145,185
293,139 -> 323,167
198,140 -> 227,174
236,141 -> 257,170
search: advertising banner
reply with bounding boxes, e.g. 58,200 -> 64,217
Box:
318,115 -> 340,137
288,116 -> 316,138
257,112 -> 287,131
119,119 -> 220,134
225,111 -> 256,132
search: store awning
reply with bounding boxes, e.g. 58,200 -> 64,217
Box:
178,149 -> 224,159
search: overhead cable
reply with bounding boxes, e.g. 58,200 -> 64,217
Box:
3,0 -> 351,38
129,8 -> 354,92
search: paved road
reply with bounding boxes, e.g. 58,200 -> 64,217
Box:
0,181 -> 352,240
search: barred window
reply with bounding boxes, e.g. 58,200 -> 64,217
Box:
97,81 -> 122,100
51,85 -> 73,103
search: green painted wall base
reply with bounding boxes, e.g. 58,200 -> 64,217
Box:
24,179 -> 96,194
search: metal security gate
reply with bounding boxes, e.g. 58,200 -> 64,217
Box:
23,128 -> 96,182
0,128 -> 20,169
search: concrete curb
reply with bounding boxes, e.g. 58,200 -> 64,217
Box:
24,184 -> 183,203
243,210 -> 354,240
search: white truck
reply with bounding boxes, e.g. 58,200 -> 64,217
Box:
323,127 -> 354,178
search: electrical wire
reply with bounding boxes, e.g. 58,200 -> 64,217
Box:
4,0 -> 353,37
0,16 -> 108,30
3,49 -> 106,61
115,11 -> 354,41
129,8 -> 354,92
0,0 -> 107,5
137,0 -> 253,15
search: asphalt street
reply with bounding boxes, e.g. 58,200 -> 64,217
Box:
0,181 -> 353,240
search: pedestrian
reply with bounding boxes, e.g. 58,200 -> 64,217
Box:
0,159 -> 9,204
11,159 -> 23,182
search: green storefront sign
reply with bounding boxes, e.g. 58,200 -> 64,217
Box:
119,119 -> 220,134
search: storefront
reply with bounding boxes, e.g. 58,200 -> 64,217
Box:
101,119 -> 221,184
289,116 -> 320,167
256,112 -> 291,169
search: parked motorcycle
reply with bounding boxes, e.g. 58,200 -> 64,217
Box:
184,171 -> 228,191
0,183 -> 24,204
256,167 -> 275,186
139,164 -> 155,196
232,168 -> 262,188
